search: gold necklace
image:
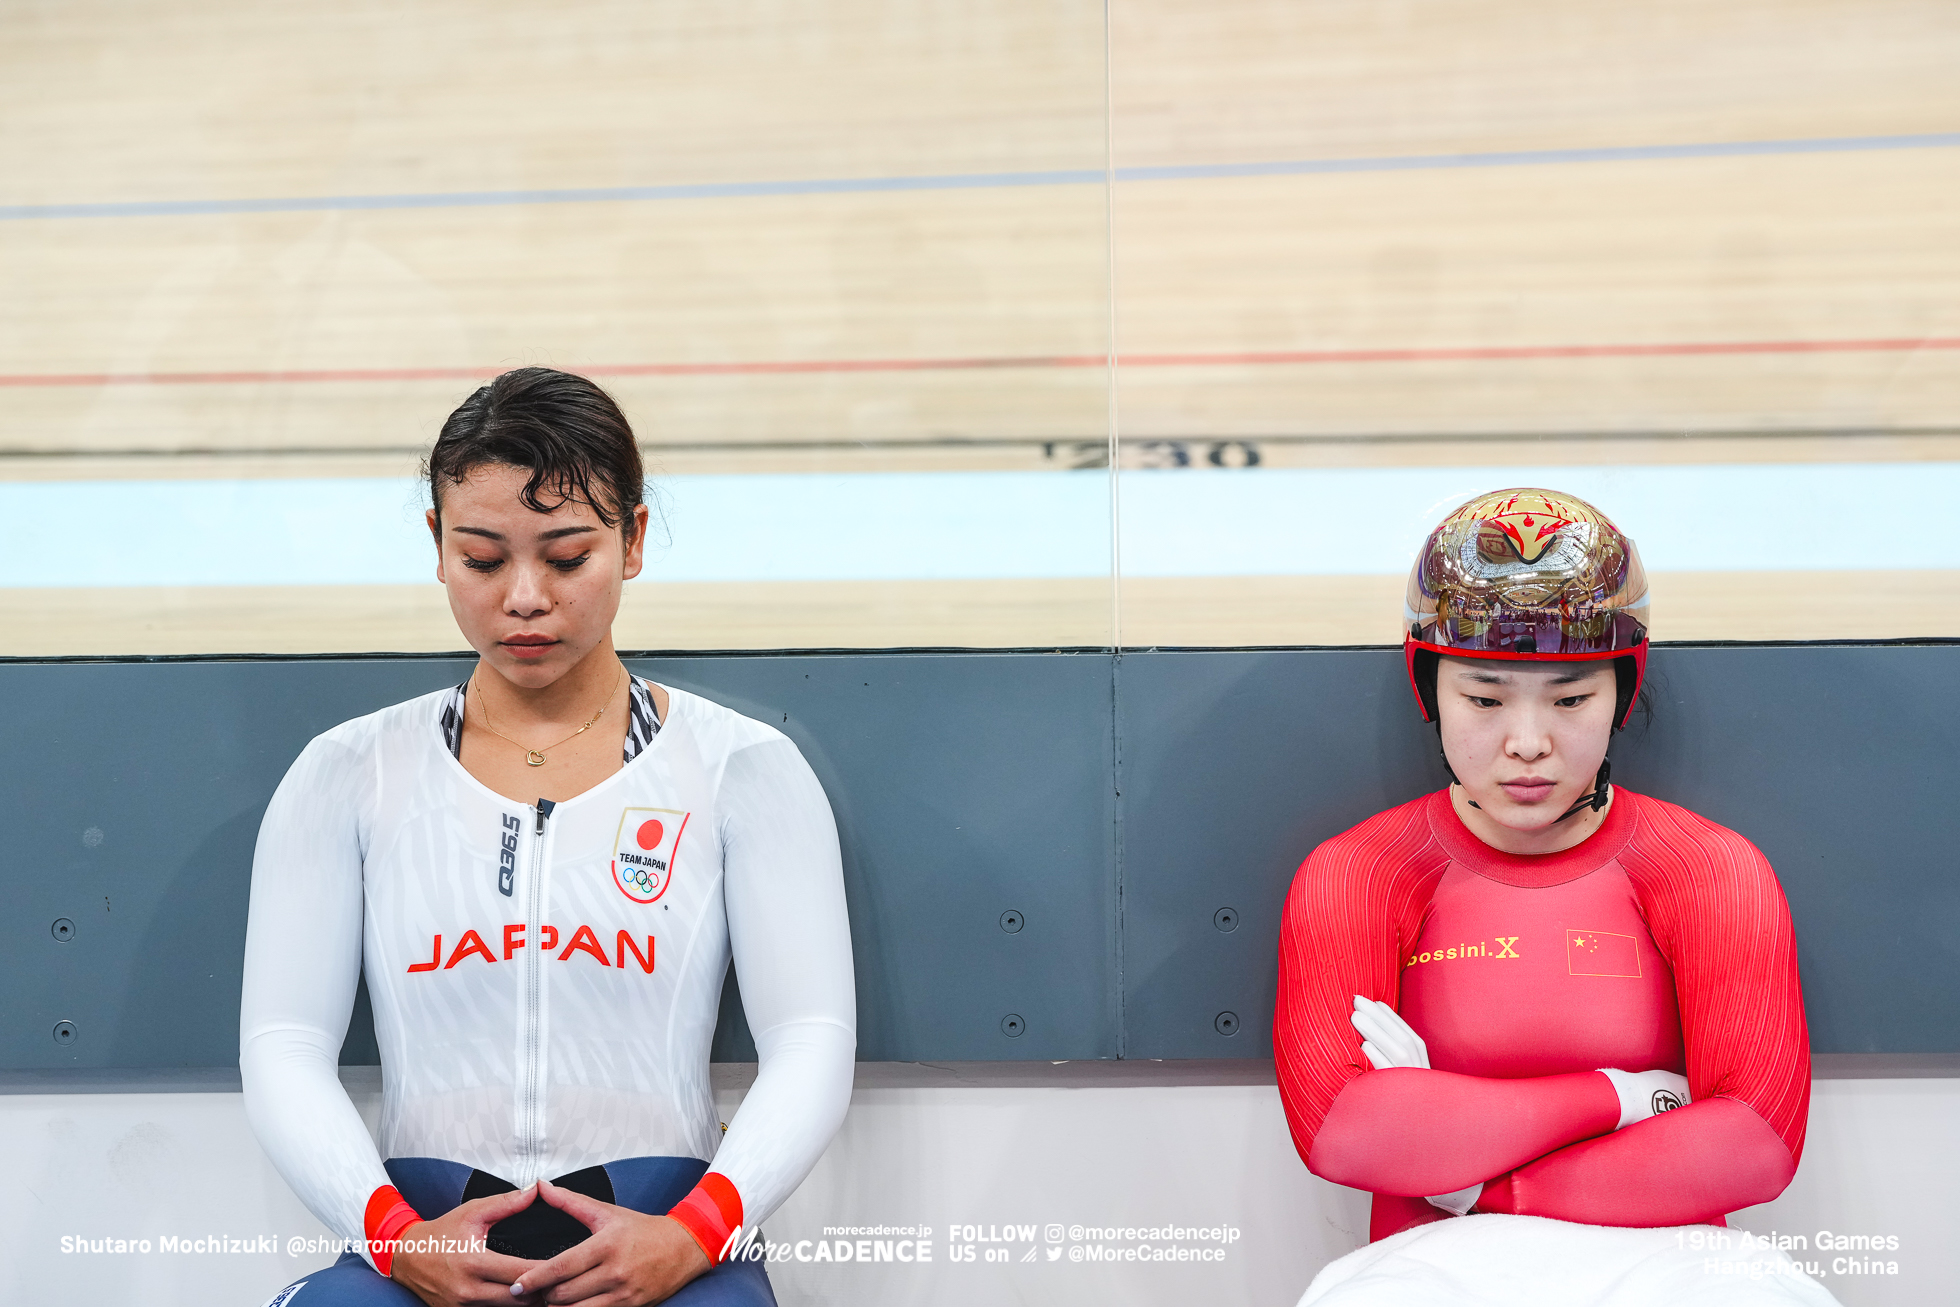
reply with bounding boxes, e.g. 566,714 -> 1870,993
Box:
470,665 -> 625,767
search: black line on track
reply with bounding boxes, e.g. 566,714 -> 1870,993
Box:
6,637 -> 1953,667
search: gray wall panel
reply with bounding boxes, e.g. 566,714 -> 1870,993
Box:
1116,645 -> 1960,1059
1116,650 -> 1449,1060
643,653 -> 1118,1063
3,659 -> 471,1072
3,643 -> 1950,1075
1608,646 -> 1960,1055
1,653 -> 1118,1071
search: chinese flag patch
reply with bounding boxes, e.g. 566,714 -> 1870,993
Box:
1566,928 -> 1641,978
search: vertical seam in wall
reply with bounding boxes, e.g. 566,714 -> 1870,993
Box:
1111,647 -> 1126,1060
1103,0 -> 1126,1059
1103,0 -> 1122,656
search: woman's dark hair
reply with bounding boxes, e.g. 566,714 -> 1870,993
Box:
425,367 -> 645,543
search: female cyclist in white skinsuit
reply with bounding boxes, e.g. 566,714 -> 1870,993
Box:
243,368 -> 856,1307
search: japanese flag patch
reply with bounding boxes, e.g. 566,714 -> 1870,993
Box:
612,807 -> 689,903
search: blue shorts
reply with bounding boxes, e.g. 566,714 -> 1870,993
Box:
259,1156 -> 775,1306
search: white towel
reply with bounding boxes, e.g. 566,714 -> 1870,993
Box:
1299,1215 -> 1840,1307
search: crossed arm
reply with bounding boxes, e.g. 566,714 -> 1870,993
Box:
1273,826 -> 1810,1229
1323,997 -> 1778,1227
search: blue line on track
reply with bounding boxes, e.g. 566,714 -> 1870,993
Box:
4,132 -> 1957,221
1113,131 -> 1960,181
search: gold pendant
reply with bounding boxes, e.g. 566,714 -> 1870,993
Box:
526,750 -> 548,767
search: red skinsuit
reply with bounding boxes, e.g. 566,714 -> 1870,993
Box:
1274,788 -> 1810,1242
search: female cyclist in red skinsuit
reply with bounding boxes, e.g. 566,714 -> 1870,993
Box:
1273,488 -> 1810,1243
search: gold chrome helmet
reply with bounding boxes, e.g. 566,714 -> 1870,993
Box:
1404,487 -> 1649,729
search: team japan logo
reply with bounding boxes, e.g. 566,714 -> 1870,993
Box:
612,807 -> 690,903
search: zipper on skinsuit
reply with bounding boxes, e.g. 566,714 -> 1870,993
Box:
518,797 -> 555,1183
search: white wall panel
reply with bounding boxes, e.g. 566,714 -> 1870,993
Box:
0,1070 -> 1946,1306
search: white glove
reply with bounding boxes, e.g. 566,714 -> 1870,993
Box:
1425,1183 -> 1483,1217
1349,997 -> 1482,1215
1598,1067 -> 1692,1130
1349,995 -> 1429,1070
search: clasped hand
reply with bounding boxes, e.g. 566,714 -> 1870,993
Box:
389,1178 -> 711,1307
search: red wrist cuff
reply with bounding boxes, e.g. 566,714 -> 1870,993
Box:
667,1173 -> 744,1264
1472,1171 -> 1517,1215
363,1184 -> 423,1278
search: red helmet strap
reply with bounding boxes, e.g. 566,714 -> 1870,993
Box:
1611,657 -> 1640,732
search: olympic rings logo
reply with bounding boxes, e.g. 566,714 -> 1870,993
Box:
612,857 -> 669,903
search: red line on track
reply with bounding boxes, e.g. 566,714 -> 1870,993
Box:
3,337 -> 1956,387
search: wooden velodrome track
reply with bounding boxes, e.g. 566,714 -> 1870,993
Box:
3,0 -> 1957,653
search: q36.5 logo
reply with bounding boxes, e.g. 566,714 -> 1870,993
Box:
611,807 -> 690,904
497,813 -> 521,897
